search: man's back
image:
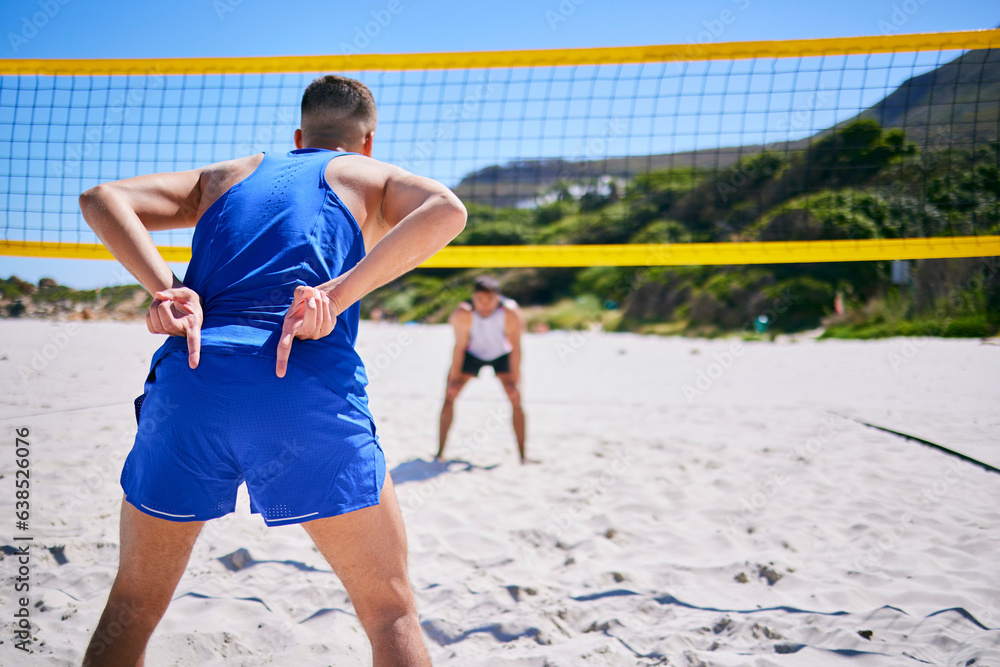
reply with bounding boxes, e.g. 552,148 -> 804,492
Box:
154,147 -> 373,412
78,73 -> 463,667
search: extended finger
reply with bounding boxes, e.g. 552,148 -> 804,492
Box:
275,320 -> 299,378
275,333 -> 291,378
186,321 -> 201,369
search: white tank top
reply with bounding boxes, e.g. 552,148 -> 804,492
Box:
466,301 -> 513,361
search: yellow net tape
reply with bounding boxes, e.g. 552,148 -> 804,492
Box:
5,237 -> 997,268
1,30 -> 997,75
3,30 -> 998,266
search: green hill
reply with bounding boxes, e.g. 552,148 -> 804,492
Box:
454,49 -> 998,208
853,48 -> 1000,147
371,117 -> 1000,338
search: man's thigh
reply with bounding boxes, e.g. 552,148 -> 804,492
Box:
496,371 -> 520,399
115,498 -> 205,596
445,373 -> 475,401
299,475 -> 413,610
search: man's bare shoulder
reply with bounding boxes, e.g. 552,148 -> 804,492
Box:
325,154 -> 405,188
502,299 -> 524,331
501,298 -> 522,315
449,303 -> 473,325
204,153 -> 265,178
167,153 -> 263,222
200,154 -> 265,200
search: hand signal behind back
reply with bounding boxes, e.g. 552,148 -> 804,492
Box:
275,286 -> 337,378
146,287 -> 203,369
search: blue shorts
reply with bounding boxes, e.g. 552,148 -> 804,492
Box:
122,349 -> 386,526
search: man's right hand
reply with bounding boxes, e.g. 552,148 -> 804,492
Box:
276,286 -> 337,378
146,287 -> 202,369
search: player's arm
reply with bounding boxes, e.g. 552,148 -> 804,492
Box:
79,168 -> 204,295
276,160 -> 466,378
505,301 -> 524,384
448,306 -> 472,381
317,165 -> 467,315
79,168 -> 207,368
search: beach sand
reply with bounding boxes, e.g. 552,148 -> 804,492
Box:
1,319 -> 998,666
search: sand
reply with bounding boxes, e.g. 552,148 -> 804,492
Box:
0,318 -> 998,666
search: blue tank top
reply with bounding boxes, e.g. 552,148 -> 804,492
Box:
146,148 -> 371,418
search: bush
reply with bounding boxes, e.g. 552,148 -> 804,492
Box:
0,276 -> 35,299
941,315 -> 994,338
762,276 -> 834,331
821,315 -> 995,339
524,295 -> 608,331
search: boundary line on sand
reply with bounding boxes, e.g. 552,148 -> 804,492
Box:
834,413 -> 1000,476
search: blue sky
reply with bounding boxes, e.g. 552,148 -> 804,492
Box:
1,0 -> 997,289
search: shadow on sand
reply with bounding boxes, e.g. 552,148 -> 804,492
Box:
389,458 -> 499,484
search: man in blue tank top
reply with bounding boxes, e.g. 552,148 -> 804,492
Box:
436,276 -> 529,463
78,75 -> 465,666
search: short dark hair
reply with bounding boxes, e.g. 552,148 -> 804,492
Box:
473,276 -> 501,294
300,75 -> 377,145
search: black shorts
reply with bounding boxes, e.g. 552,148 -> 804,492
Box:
461,351 -> 511,376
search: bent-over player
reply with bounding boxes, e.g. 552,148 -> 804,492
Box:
436,276 -> 528,463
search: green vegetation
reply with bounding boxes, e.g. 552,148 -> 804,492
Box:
523,295 -> 616,332
4,121 -> 997,339
369,121 -> 999,338
822,315 -> 993,339
0,276 -> 149,319
0,276 -> 35,299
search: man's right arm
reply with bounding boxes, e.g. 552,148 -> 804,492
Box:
448,307 -> 472,381
78,168 -> 204,297
317,162 -> 467,315
78,165 -> 214,369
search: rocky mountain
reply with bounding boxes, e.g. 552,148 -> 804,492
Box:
453,48 -> 998,208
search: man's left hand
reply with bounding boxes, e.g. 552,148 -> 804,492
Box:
276,286 -> 337,378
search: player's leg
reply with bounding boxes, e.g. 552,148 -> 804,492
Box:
300,474 -> 430,667
83,498 -> 204,666
497,371 -> 526,462
437,372 -> 473,459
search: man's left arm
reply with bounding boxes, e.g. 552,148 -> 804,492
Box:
505,301 -> 524,384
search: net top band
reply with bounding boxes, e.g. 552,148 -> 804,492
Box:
2,29 -> 998,76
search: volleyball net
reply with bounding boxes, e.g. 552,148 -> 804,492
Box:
1,29 -> 998,268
